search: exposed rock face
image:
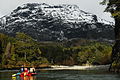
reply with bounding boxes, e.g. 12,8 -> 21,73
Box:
0,3 -> 114,41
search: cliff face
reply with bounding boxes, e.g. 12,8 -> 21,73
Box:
0,3 -> 114,41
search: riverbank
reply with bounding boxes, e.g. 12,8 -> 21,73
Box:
42,65 -> 110,70
0,64 -> 110,71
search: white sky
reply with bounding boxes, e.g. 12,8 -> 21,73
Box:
0,0 -> 114,22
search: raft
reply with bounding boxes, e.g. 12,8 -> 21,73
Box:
12,72 -> 37,77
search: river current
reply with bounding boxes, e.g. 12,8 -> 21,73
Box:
0,70 -> 120,80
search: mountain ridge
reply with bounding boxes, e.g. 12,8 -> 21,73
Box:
0,3 -> 114,41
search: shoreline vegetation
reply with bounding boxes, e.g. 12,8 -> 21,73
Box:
0,32 -> 115,71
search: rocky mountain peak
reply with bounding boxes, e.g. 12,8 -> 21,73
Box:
0,3 -> 114,41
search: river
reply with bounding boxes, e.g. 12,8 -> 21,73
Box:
0,70 -> 120,80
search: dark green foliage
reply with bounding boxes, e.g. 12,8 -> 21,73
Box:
77,43 -> 112,65
0,33 -> 9,64
0,33 -> 112,68
101,0 -> 120,72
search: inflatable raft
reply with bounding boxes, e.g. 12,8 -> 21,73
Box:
12,72 -> 37,77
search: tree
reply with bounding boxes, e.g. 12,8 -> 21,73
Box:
2,42 -> 16,67
15,32 -> 36,62
101,0 -> 120,72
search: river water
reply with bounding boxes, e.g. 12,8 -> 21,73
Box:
0,70 -> 120,80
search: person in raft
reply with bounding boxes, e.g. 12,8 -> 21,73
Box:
23,68 -> 29,76
20,65 -> 24,72
30,67 -> 36,73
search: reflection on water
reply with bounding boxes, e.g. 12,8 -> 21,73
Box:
12,76 -> 36,80
0,70 -> 120,80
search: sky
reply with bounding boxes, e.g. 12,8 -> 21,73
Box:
0,0 -> 114,22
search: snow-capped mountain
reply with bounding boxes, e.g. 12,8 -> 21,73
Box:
0,3 -> 114,41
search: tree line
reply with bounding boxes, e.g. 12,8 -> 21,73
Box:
0,32 -> 112,69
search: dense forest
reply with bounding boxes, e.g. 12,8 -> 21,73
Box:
0,32 -> 112,69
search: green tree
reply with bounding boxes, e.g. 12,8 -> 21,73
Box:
0,33 -> 9,59
101,0 -> 120,71
14,32 -> 47,66
2,42 -> 16,67
2,42 -> 12,65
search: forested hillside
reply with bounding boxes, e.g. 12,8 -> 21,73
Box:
0,33 -> 112,69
